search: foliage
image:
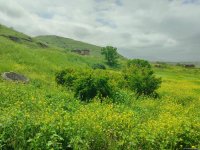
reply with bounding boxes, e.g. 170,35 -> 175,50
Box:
127,59 -> 151,68
101,46 -> 119,66
74,74 -> 113,102
125,59 -> 161,98
55,69 -> 114,102
55,68 -> 77,88
1,83 -> 200,149
92,63 -> 106,70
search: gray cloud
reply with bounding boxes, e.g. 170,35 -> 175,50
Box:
0,0 -> 200,61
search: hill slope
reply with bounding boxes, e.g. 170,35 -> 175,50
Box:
35,35 -> 102,57
0,24 -> 49,49
0,24 -> 104,57
0,24 -> 106,82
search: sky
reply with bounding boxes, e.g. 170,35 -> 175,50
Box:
0,0 -> 200,61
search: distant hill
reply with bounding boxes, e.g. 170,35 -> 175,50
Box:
0,24 -> 48,48
0,24 -> 103,57
35,35 -> 102,57
0,23 -> 107,80
0,23 -> 126,75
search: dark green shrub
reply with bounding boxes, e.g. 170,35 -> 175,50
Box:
92,63 -> 106,70
125,59 -> 161,98
55,69 -> 114,102
55,69 -> 77,87
127,59 -> 151,68
74,75 -> 113,102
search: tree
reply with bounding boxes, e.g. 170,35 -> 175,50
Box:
101,46 -> 119,66
125,59 -> 161,98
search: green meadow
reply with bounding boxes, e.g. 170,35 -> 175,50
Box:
0,24 -> 200,150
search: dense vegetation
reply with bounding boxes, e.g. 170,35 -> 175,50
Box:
55,59 -> 161,102
0,24 -> 200,149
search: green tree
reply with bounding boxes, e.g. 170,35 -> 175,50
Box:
125,59 -> 161,98
101,46 -> 119,66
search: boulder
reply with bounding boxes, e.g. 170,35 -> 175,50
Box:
1,72 -> 29,83
37,42 -> 48,48
8,36 -> 21,42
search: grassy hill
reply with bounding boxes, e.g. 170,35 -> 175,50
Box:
0,23 -> 109,86
35,35 -> 102,57
0,24 -> 49,49
0,24 -> 200,149
0,24 -> 104,57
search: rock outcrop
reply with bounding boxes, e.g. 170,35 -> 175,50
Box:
1,72 -> 29,83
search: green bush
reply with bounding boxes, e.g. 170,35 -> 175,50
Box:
55,69 -> 115,102
55,68 -> 77,88
125,59 -> 161,98
74,75 -> 113,102
127,59 -> 151,68
92,63 -> 106,70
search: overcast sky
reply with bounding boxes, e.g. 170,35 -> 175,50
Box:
0,0 -> 200,61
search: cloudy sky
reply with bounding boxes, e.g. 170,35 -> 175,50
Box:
0,0 -> 200,61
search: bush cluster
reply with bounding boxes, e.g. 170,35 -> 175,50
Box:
56,69 -> 113,102
56,59 -> 162,102
75,75 -> 112,102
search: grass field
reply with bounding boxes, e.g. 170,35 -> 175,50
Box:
0,24 -> 200,150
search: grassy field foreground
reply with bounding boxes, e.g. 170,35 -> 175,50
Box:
0,25 -> 200,150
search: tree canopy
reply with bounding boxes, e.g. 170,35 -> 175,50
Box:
101,46 -> 119,66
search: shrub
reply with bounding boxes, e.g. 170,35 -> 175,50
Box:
127,59 -> 151,68
74,75 -> 113,102
125,59 -> 161,98
92,63 -> 106,70
55,68 -> 77,88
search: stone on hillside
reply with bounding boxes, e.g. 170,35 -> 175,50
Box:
8,36 -> 21,42
37,42 -> 48,48
1,72 -> 29,83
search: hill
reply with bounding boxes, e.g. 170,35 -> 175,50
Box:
35,35 -> 102,57
0,24 -> 49,49
0,23 -> 107,82
0,24 -> 105,58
